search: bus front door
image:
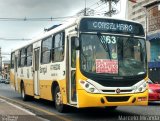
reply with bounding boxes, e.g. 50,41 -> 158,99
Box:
33,48 -> 40,96
68,36 -> 77,104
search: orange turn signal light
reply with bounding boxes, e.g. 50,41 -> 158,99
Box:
137,97 -> 147,101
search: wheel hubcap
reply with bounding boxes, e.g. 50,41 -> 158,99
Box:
56,92 -> 61,105
22,89 -> 24,98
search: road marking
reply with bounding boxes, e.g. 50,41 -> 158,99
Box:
7,101 -> 36,115
0,98 -> 50,121
0,95 -> 71,121
0,98 -> 5,102
0,98 -> 35,115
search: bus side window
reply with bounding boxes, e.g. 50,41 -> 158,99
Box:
41,36 -> 52,64
71,37 -> 76,68
11,52 -> 15,68
26,45 -> 33,66
19,48 -> 26,67
52,32 -> 64,62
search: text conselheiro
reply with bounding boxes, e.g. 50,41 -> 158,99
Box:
92,22 -> 133,32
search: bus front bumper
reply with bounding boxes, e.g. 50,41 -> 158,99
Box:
77,89 -> 148,108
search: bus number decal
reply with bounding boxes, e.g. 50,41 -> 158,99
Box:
101,36 -> 116,44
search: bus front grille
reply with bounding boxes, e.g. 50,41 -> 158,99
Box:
102,90 -> 132,93
106,96 -> 130,102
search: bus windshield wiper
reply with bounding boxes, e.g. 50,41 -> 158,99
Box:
81,50 -> 87,64
97,32 -> 112,60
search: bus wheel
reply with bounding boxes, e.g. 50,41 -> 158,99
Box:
21,83 -> 28,101
54,86 -> 66,113
105,106 -> 117,111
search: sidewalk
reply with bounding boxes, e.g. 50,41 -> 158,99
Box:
0,98 -> 47,121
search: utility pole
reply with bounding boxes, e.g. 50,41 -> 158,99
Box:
109,0 -> 112,17
101,0 -> 119,17
76,0 -> 119,17
84,0 -> 87,16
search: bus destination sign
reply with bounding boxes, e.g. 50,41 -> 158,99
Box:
80,18 -> 145,36
91,22 -> 132,33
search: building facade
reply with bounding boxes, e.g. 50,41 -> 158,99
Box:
0,47 -> 2,74
2,60 -> 10,80
127,0 -> 160,82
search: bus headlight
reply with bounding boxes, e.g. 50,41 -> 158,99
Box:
79,80 -> 100,93
135,81 -> 147,93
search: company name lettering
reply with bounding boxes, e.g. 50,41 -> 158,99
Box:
92,22 -> 133,32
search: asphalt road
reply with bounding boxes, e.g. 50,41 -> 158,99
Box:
0,83 -> 160,121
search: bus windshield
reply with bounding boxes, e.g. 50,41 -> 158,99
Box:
80,33 -> 146,77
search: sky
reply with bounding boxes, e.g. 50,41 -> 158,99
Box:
0,0 -> 127,61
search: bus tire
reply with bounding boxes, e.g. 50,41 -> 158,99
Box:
54,86 -> 66,113
21,83 -> 28,101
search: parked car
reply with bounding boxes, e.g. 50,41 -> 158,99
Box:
5,78 -> 10,84
0,76 -> 2,83
0,78 -> 6,83
148,79 -> 160,101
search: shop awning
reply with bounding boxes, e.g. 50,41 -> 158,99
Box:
147,32 -> 160,41
148,62 -> 160,68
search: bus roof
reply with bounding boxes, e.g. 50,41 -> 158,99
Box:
11,16 -> 142,52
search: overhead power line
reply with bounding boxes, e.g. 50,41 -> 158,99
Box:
91,2 -> 105,10
0,38 -> 31,41
1,53 -> 10,55
0,16 -> 75,21
87,0 -> 102,8
76,0 -> 120,17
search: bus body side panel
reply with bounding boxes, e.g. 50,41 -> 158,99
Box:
22,67 -> 34,96
16,66 -> 33,96
38,61 -> 67,102
39,80 -> 53,100
24,79 -> 34,96
25,66 -> 34,96
59,78 -> 68,104
38,62 -> 53,100
38,79 -> 67,103
10,50 -> 19,91
17,77 -> 21,93
10,69 -> 15,89
38,32 -> 68,103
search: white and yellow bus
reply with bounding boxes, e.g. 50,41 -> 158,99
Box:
10,16 -> 148,112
